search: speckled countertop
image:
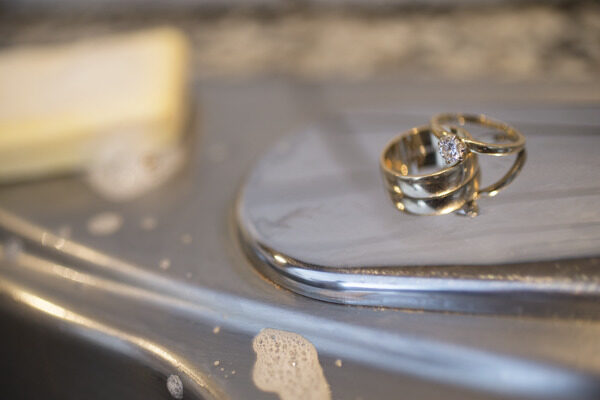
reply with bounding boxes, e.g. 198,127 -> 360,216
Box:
1,3 -> 599,81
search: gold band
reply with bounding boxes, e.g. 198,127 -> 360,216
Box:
387,170 -> 480,216
380,125 -> 479,199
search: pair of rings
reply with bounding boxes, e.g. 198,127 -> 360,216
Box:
380,113 -> 526,216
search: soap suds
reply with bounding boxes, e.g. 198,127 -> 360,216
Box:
87,212 -> 123,236
252,328 -> 331,400
86,131 -> 184,202
159,258 -> 171,270
166,374 -> 183,399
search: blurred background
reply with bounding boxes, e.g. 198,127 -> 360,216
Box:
2,0 -> 598,192
2,0 -> 599,83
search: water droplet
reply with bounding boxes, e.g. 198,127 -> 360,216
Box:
213,326 -> 221,334
87,212 -> 123,236
335,359 -> 342,368
159,258 -> 171,270
213,360 -> 220,366
54,237 -> 67,250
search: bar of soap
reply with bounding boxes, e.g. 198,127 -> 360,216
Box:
0,27 -> 189,182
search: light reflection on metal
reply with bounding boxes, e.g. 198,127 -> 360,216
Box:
0,207 -> 182,293
2,256 -> 596,400
236,203 -> 600,315
1,207 -> 600,399
273,254 -> 288,265
1,279 -> 219,398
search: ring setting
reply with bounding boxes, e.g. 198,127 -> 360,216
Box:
437,131 -> 467,164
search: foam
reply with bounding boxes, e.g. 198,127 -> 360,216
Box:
252,328 -> 330,400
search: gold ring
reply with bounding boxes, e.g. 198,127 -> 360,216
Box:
380,125 -> 479,199
430,112 -> 527,197
387,171 -> 480,216
431,112 -> 526,158
380,125 -> 480,215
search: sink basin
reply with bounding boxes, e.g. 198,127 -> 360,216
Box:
1,79 -> 600,400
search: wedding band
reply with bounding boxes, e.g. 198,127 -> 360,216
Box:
380,125 -> 479,199
387,171 -> 480,216
431,112 -> 526,157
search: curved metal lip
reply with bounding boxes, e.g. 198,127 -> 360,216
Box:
236,192 -> 600,317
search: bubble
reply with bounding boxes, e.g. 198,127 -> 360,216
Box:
86,131 -> 184,202
166,374 -> 183,399
252,328 -> 330,400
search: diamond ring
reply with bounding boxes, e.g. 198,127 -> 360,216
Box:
430,112 -> 527,197
431,112 -> 526,161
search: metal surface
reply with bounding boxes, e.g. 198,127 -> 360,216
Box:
236,103 -> 600,315
2,79 -> 600,399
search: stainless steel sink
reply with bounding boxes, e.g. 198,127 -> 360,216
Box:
2,79 -> 600,400
0,308 -> 205,400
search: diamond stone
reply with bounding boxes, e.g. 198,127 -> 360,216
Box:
438,135 -> 467,164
